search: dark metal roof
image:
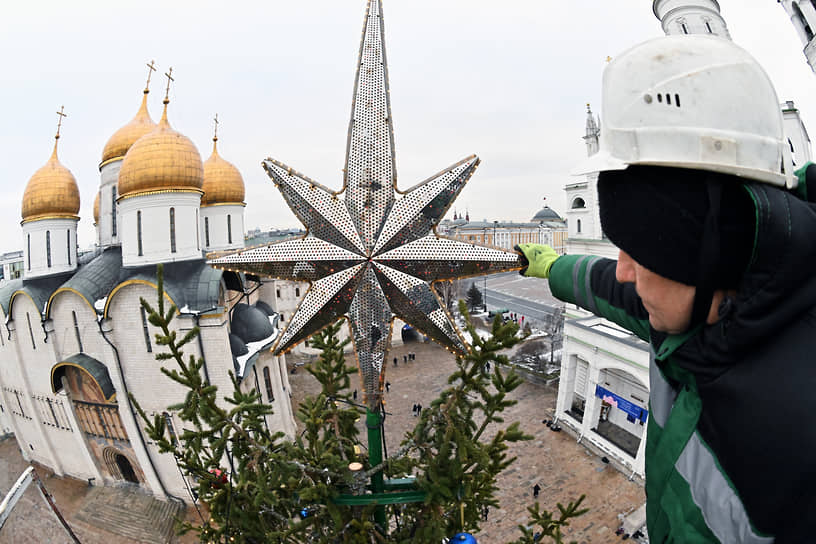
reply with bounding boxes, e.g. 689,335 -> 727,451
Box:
2,272 -> 73,317
0,247 -> 228,320
112,258 -> 224,316
51,353 -> 116,402
231,303 -> 274,343
46,247 -> 123,316
0,279 -> 24,315
532,206 -> 563,222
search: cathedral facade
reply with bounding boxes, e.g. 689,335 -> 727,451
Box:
0,75 -> 296,503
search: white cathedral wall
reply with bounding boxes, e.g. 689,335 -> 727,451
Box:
99,161 -> 121,248
106,282 -> 198,498
22,218 -> 78,280
6,294 -> 68,474
119,191 -> 202,268
200,204 -> 246,253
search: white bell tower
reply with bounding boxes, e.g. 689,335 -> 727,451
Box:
652,0 -> 731,39
778,1 -> 816,75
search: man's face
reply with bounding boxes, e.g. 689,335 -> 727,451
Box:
615,250 -> 695,334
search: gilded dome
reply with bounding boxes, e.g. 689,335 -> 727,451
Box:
21,140 -> 80,223
117,103 -> 204,199
100,90 -> 156,167
202,139 -> 245,206
93,191 -> 100,224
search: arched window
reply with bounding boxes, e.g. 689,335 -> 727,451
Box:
163,412 -> 179,446
46,231 -> 51,268
571,197 -> 586,209
66,230 -> 71,265
577,219 -> 582,234
169,208 -> 177,253
26,312 -> 36,350
72,310 -> 83,353
27,234 -> 31,270
111,187 -> 117,237
227,215 -> 233,244
140,306 -> 152,352
204,217 -> 210,247
137,211 -> 143,256
263,367 -> 275,402
680,22 -> 689,34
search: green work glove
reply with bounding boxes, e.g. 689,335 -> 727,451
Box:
515,243 -> 559,279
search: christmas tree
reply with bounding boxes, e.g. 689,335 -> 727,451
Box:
133,265 -> 587,542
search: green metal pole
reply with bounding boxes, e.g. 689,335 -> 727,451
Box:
366,408 -> 387,531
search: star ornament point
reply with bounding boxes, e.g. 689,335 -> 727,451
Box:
208,0 -> 521,404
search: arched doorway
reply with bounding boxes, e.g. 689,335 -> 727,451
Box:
401,324 -> 419,343
114,453 -> 139,483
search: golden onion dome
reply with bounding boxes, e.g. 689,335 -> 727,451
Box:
202,138 -> 246,206
22,139 -> 80,223
100,90 -> 156,168
117,101 -> 204,199
93,191 -> 100,225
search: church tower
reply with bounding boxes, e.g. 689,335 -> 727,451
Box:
98,62 -> 158,249
652,0 -> 731,39
583,103 -> 600,157
117,69 -> 204,267
564,104 -> 605,248
21,109 -> 80,279
653,0 -> 812,168
778,1 -> 816,74
200,116 -> 246,253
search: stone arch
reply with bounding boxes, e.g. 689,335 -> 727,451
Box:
103,447 -> 140,483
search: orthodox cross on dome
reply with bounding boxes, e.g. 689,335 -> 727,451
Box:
55,106 -> 67,140
213,113 -> 219,142
209,0 -> 521,409
163,67 -> 174,103
145,60 -> 157,91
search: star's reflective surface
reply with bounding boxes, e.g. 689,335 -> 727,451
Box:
209,0 -> 520,406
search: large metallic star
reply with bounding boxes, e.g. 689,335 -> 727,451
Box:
209,0 -> 520,407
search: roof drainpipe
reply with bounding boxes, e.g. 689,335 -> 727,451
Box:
185,308 -> 216,386
97,317 -> 183,504
184,307 -> 236,474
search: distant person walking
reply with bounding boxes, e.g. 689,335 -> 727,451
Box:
385,381 -> 391,393
533,483 -> 541,499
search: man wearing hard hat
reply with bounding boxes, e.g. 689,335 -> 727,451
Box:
518,35 -> 816,543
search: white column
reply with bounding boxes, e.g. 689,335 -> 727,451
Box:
581,364 -> 603,438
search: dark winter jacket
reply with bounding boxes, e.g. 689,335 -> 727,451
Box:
547,183 -> 816,542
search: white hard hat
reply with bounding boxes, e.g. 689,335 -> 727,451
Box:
575,35 -> 795,188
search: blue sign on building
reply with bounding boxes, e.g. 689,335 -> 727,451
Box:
595,385 -> 648,424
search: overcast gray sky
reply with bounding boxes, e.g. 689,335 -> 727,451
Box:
1,1 -> 814,255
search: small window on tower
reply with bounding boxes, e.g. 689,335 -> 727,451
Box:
170,208 -> 177,253
295,287 -> 300,297
227,215 -> 232,244
67,230 -> 71,266
705,21 -> 713,33
137,211 -> 143,256
577,219 -> 582,234
111,187 -> 117,237
27,234 -> 30,270
205,217 -> 210,247
263,367 -> 275,402
681,23 -> 689,34
46,231 -> 51,268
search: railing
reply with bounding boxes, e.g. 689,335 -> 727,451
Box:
73,400 -> 129,442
